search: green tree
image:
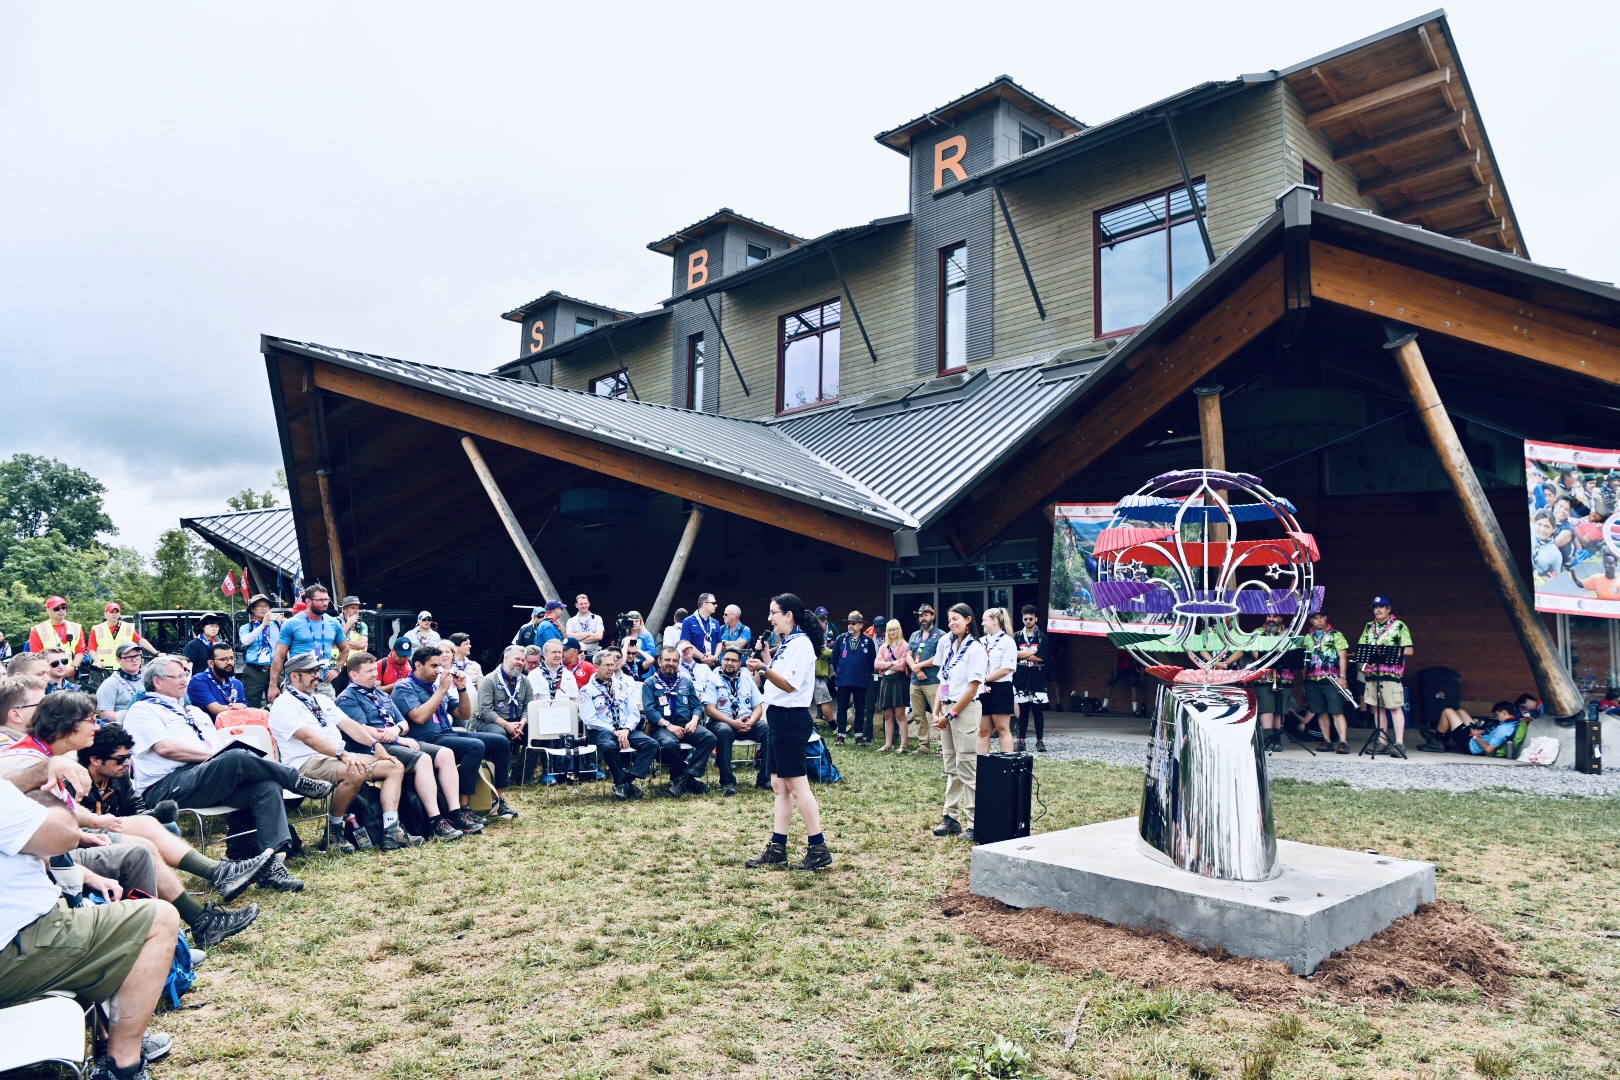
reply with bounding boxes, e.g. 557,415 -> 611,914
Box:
0,454 -> 116,558
226,487 -> 279,511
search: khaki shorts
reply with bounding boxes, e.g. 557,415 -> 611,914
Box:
298,755 -> 390,783
0,897 -> 158,1007
1363,680 -> 1406,710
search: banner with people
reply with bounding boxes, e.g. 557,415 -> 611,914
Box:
1526,440 -> 1620,617
1047,504 -> 1117,635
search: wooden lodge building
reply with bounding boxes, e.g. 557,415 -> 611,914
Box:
250,11 -> 1619,716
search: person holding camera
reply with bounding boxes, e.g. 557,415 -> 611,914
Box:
391,646 -> 508,827
579,647 -> 657,800
745,593 -> 831,871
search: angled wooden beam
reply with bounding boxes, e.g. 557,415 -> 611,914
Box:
1358,149 -> 1480,197
1415,24 -> 1441,71
1455,217 -> 1507,246
1385,327 -> 1583,717
1305,68 -> 1451,130
1332,111 -> 1468,163
308,362 -> 897,561
1309,241 -> 1620,384
1393,182 -> 1496,224
948,255 -> 1285,556
461,434 -> 559,602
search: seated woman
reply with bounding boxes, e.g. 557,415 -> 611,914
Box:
1434,701 -> 1521,756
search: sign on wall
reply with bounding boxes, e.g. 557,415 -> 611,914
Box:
1526,440 -> 1620,618
1047,504 -> 1116,635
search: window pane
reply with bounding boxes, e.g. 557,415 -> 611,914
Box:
1166,182 -> 1208,222
943,245 -> 967,372
820,326 -> 840,401
746,243 -> 770,265
575,317 -> 597,334
1099,195 -> 1168,244
938,563 -> 987,584
1170,220 -> 1209,297
1020,126 -> 1045,155
1100,230 -> 1169,334
689,333 -> 706,411
785,308 -> 821,338
823,300 -> 842,327
782,336 -> 820,410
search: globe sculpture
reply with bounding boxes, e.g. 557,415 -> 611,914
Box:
1090,469 -> 1320,881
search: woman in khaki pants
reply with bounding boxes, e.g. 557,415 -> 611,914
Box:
927,603 -> 987,842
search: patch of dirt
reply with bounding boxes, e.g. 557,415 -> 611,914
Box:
940,879 -> 1527,1005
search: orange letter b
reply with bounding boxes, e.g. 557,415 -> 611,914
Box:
687,249 -> 710,290
934,135 -> 968,190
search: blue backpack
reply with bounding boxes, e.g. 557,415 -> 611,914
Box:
82,891 -> 196,1010
807,739 -> 842,783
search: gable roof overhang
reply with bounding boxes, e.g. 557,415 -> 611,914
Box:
499,291 -> 634,324
874,75 -> 1084,156
181,507 -> 303,583
646,208 -> 806,256
664,214 -> 911,308
491,306 -> 672,374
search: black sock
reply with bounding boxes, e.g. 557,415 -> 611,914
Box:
771,832 -> 787,846
807,832 -> 825,847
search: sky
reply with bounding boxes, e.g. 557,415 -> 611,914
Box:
1,0 -> 1612,555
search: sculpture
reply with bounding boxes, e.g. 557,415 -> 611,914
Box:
1090,469 -> 1319,881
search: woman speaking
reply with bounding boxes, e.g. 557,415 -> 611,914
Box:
745,593 -> 831,870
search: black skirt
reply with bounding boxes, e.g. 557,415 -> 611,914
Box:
983,680 -> 1015,715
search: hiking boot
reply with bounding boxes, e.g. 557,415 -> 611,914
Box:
1390,742 -> 1408,759
791,843 -> 833,871
686,777 -> 710,796
625,782 -> 644,800
190,901 -> 260,948
447,809 -> 484,834
256,858 -> 304,892
613,783 -> 633,801
379,825 -> 424,850
492,796 -> 520,820
1336,742 -> 1349,754
668,774 -> 688,798
932,816 -> 962,837
465,809 -> 489,827
209,848 -> 275,903
291,775 -> 335,800
318,829 -> 357,855
746,841 -> 788,868
344,815 -> 375,851
1014,738 -> 1026,753
429,816 -> 463,841
91,1053 -> 152,1080
722,784 -> 737,797
1036,740 -> 1047,753
142,1030 -> 173,1062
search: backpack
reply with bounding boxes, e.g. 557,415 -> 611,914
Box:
80,892 -> 195,1010
806,739 -> 842,783
349,782 -> 432,841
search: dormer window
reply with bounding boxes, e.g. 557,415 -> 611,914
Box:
575,317 -> 597,335
746,242 -> 771,266
1020,125 -> 1045,155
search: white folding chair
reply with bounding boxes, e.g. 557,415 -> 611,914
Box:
185,723 -> 330,851
0,994 -> 90,1078
525,701 -> 592,782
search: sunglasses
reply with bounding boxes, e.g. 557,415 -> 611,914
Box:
48,659 -> 72,668
48,606 -> 67,613
108,754 -> 132,765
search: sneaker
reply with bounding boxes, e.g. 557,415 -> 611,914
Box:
465,810 -> 490,827
344,815 -> 375,851
1036,740 -> 1047,753
791,842 -> 833,871
91,1053 -> 152,1080
625,782 -> 644,800
613,783 -> 632,801
447,809 -> 484,835
540,773 -> 558,786
668,774 -> 688,798
835,734 -> 846,745
932,816 -> 962,837
256,858 -> 305,892
722,784 -> 737,797
429,815 -> 463,841
291,774 -> 335,800
1336,742 -> 1349,754
686,778 -> 710,796
142,1030 -> 173,1062
379,825 -> 425,851
492,796 -> 520,820
746,840 -> 788,868
209,848 -> 276,903
1014,738 -> 1026,753
190,901 -> 260,948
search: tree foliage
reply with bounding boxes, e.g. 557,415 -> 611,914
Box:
0,454 -> 116,559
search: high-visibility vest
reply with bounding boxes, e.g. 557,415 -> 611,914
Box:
91,620 -> 139,669
31,620 -> 84,659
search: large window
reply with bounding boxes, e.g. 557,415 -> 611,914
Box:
574,316 -> 597,335
1095,180 -> 1209,337
590,369 -> 628,401
777,299 -> 841,414
686,332 -> 706,411
938,242 -> 967,375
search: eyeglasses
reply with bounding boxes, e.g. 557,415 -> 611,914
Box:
48,659 -> 71,668
108,754 -> 132,764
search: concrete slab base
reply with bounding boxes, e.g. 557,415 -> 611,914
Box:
970,817 -> 1435,975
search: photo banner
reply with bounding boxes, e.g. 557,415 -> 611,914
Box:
1525,440 -> 1620,618
1047,504 -> 1117,635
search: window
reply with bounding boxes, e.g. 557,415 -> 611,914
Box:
574,317 -> 597,335
1095,180 -> 1209,337
686,332 -> 706,411
1302,161 -> 1324,200
1019,125 -> 1045,155
777,299 -> 841,413
938,242 -> 968,375
746,242 -> 771,266
590,369 -> 628,401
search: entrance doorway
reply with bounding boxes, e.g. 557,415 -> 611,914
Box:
884,541 -> 1040,632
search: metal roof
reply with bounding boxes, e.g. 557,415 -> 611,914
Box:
664,214 -> 911,307
500,291 -> 634,323
182,506 -> 303,580
874,75 -> 1085,156
647,208 -> 807,256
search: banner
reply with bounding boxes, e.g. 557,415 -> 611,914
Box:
1525,440 -> 1620,618
221,571 -> 237,597
1047,504 -> 1117,635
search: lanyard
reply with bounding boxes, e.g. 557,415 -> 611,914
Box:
148,695 -> 210,744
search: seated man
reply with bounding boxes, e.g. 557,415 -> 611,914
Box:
41,647 -> 77,694
1435,701 -> 1522,756
269,653 -> 421,852
640,646 -> 717,797
701,646 -> 770,795
561,637 -> 595,689
0,774 -> 182,1080
124,654 -> 329,892
473,645 -> 531,781
77,723 -> 183,838
676,638 -> 715,696
578,647 -> 656,800
97,643 -> 147,722
335,652 -> 468,841
187,642 -> 250,719
390,647 -> 498,831
1,693 -> 266,948
525,640 -> 578,785
0,673 -> 45,749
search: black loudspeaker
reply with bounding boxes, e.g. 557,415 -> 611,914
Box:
1576,715 -> 1602,775
976,752 -> 1032,845
1416,667 -> 1461,728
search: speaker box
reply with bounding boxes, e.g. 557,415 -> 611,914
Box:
1576,716 -> 1603,775
976,752 -> 1032,845
1416,667 -> 1461,728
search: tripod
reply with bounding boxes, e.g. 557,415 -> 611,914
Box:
1269,713 -> 1318,757
1358,725 -> 1407,758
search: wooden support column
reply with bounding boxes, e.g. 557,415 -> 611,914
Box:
459,434 -> 559,603
1384,328 -> 1583,717
314,469 -> 347,599
1194,384 -> 1228,542
647,506 -> 705,633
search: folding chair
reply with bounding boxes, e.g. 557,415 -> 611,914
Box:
0,993 -> 91,1078
524,701 -> 596,783
183,725 -> 331,851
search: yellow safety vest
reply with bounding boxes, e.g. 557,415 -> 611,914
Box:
91,620 -> 139,670
32,620 -> 84,659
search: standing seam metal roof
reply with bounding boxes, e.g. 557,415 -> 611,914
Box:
181,507 -> 303,580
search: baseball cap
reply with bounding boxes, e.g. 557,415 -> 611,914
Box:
115,643 -> 143,658
814,605 -> 830,617
532,606 -> 546,617
1371,595 -> 1393,608
46,596 -> 67,609
545,599 -> 565,611
340,595 -> 361,607
105,602 -> 122,613
873,616 -> 888,628
284,652 -> 322,674
417,610 -> 433,620
393,638 -> 413,657
563,637 -> 582,651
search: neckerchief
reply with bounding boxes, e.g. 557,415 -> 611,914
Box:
283,683 -> 329,726
985,632 -> 1010,661
940,633 -> 976,680
407,674 -> 450,730
538,664 -> 565,698
118,670 -> 141,685
146,694 -> 210,744
353,683 -> 398,727
720,673 -> 743,720
208,671 -> 240,705
592,676 -> 619,726
767,631 -> 804,670
497,667 -> 523,722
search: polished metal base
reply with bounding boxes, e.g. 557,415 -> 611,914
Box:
1139,681 -> 1278,881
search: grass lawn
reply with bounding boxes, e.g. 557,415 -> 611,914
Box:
146,751 -> 1620,1080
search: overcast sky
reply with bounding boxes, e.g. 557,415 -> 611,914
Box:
1,0 -> 1610,554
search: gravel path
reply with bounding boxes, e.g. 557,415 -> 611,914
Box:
1038,733 -> 1620,797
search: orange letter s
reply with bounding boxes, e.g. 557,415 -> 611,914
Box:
529,319 -> 545,353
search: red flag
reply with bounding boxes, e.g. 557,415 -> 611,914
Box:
221,571 -> 237,596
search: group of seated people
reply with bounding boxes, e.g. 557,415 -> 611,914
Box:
1431,694 -> 1542,756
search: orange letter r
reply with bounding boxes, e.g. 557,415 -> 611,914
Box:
934,135 -> 968,190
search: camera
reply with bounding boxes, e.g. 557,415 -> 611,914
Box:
615,613 -> 636,639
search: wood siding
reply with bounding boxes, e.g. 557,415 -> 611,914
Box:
547,314 -> 675,405
1279,87 -> 1384,212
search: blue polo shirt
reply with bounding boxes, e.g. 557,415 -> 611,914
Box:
680,613 -> 722,658
278,613 -> 345,675
392,676 -> 453,738
335,684 -> 407,730
719,623 -> 753,652
187,672 -> 245,713
1469,720 -> 1521,755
